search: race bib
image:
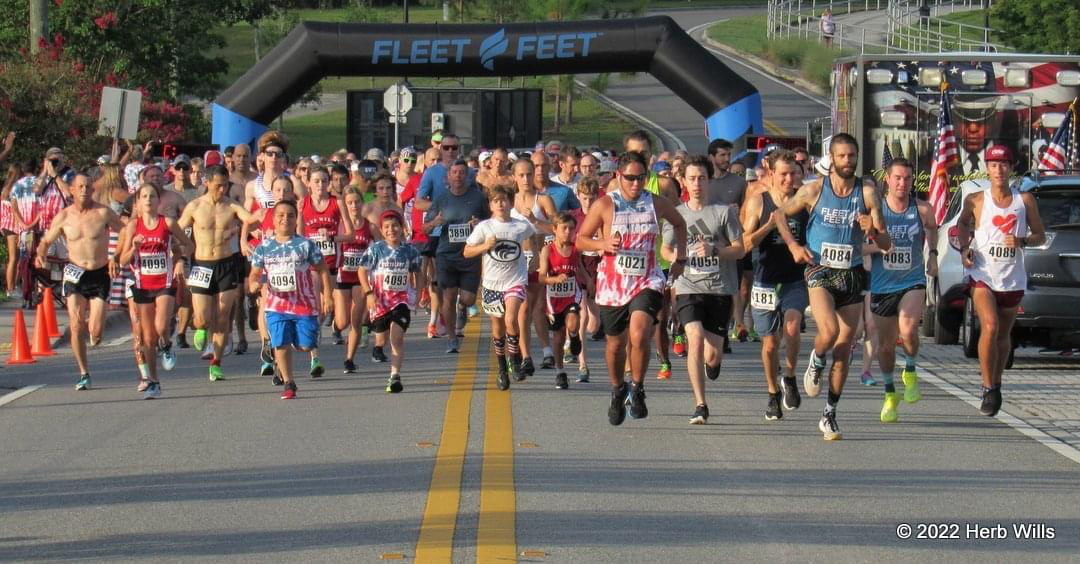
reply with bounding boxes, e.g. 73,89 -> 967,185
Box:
687,254 -> 720,274
341,249 -> 363,271
750,284 -> 778,311
481,287 -> 505,317
882,246 -> 913,271
183,227 -> 193,239
548,278 -> 577,298
383,269 -> 408,292
615,250 -> 648,277
63,264 -> 85,284
267,262 -> 297,292
447,223 -> 471,243
524,250 -> 534,264
986,243 -> 1017,263
544,234 -> 556,245
187,265 -> 213,289
310,235 -> 336,257
819,242 -> 854,269
139,252 -> 168,276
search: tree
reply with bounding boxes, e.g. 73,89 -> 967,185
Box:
992,0 -> 1080,54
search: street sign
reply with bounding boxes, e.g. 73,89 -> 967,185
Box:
97,86 -> 142,140
383,83 -> 413,116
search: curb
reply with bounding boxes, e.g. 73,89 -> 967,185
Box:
701,32 -> 829,99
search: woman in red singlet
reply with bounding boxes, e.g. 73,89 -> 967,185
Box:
336,186 -> 376,373
118,184 -> 194,398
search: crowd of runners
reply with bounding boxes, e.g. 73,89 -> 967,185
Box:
0,127 -> 1043,439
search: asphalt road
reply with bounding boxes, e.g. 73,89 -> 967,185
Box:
3,7 -> 1080,562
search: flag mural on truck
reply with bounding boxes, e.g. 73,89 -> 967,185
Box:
928,83 -> 957,226
1038,100 -> 1077,174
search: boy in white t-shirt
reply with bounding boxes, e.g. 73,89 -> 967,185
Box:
464,185 -> 536,390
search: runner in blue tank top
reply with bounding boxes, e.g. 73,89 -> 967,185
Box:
866,158 -> 938,423
775,134 -> 891,440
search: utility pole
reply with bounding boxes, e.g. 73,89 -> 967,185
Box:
29,0 -> 48,54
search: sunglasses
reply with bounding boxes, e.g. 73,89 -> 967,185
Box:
621,173 -> 648,183
263,150 -> 285,158
175,164 -> 190,171
402,157 -> 416,163
441,145 -> 460,151
297,166 -> 310,172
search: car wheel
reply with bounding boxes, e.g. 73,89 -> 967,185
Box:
961,297 -> 979,358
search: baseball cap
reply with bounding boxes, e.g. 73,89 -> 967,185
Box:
364,148 -> 386,162
97,154 -> 110,165
545,140 -> 563,154
431,132 -> 444,144
534,141 -> 546,152
600,158 -> 617,173
379,209 -> 405,225
984,144 -> 1013,163
762,143 -> 782,156
479,150 -> 493,164
399,146 -> 417,160
172,154 -> 191,168
652,161 -> 672,172
815,154 -> 832,176
46,147 -> 63,158
204,150 -> 224,167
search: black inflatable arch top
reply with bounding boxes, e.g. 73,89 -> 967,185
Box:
211,16 -> 762,147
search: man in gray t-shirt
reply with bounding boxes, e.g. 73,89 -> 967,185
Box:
707,172 -> 747,208
661,155 -> 746,425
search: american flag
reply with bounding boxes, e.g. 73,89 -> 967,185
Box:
928,83 -> 958,226
1038,100 -> 1077,174
882,143 -> 893,168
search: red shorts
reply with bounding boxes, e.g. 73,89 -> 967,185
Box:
970,280 -> 1025,309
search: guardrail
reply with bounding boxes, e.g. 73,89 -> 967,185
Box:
767,0 -> 1007,55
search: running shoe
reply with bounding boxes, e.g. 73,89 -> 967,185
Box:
705,361 -> 721,381
780,376 -> 801,411
689,404 -> 709,425
160,343 -> 176,372
343,359 -> 357,374
555,372 -> 569,390
371,346 -> 388,363
509,355 -> 524,382
75,375 -> 91,391
860,370 -> 877,386
260,340 -> 274,364
496,360 -> 511,391
467,304 -> 478,317
143,381 -> 161,399
223,336 -> 234,357
272,372 -> 284,386
819,411 -> 842,440
731,327 -> 748,342
980,387 -> 1002,417
749,329 -> 761,342
260,361 -> 275,377
309,358 -> 325,378
427,324 -> 441,339
568,334 -> 582,356
563,349 -> 574,365
137,379 -> 150,392
577,365 -> 590,383
386,374 -> 403,394
175,333 -> 189,349
627,382 -> 648,419
446,337 -> 460,354
804,356 -> 825,398
200,342 -> 214,361
901,369 -> 921,403
332,330 -> 345,346
235,340 -> 248,355
520,357 -> 535,378
656,361 -> 672,380
281,381 -> 297,400
672,334 -> 687,358
608,383 -> 629,426
193,328 -> 207,351
880,391 -> 900,423
209,364 -> 225,381
542,355 -> 555,369
765,393 -> 783,421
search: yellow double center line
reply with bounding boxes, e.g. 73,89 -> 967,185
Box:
415,321 -> 516,562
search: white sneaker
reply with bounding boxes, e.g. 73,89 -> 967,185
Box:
223,335 -> 234,357
160,344 -> 176,372
200,341 -> 214,360
804,357 -> 824,398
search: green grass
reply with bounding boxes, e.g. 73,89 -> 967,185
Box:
893,9 -> 1007,52
707,16 -> 850,92
282,84 -> 639,156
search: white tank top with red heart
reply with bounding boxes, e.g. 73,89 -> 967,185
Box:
969,188 -> 1027,291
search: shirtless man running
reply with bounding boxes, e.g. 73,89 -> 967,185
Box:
37,174 -> 124,390
178,165 -> 260,381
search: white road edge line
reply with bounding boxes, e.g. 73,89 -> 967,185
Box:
0,384 -> 47,408
574,79 -> 687,152
685,19 -> 831,109
920,368 -> 1080,466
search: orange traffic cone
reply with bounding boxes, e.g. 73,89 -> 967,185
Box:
42,287 -> 60,338
6,309 -> 36,365
32,302 -> 55,357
